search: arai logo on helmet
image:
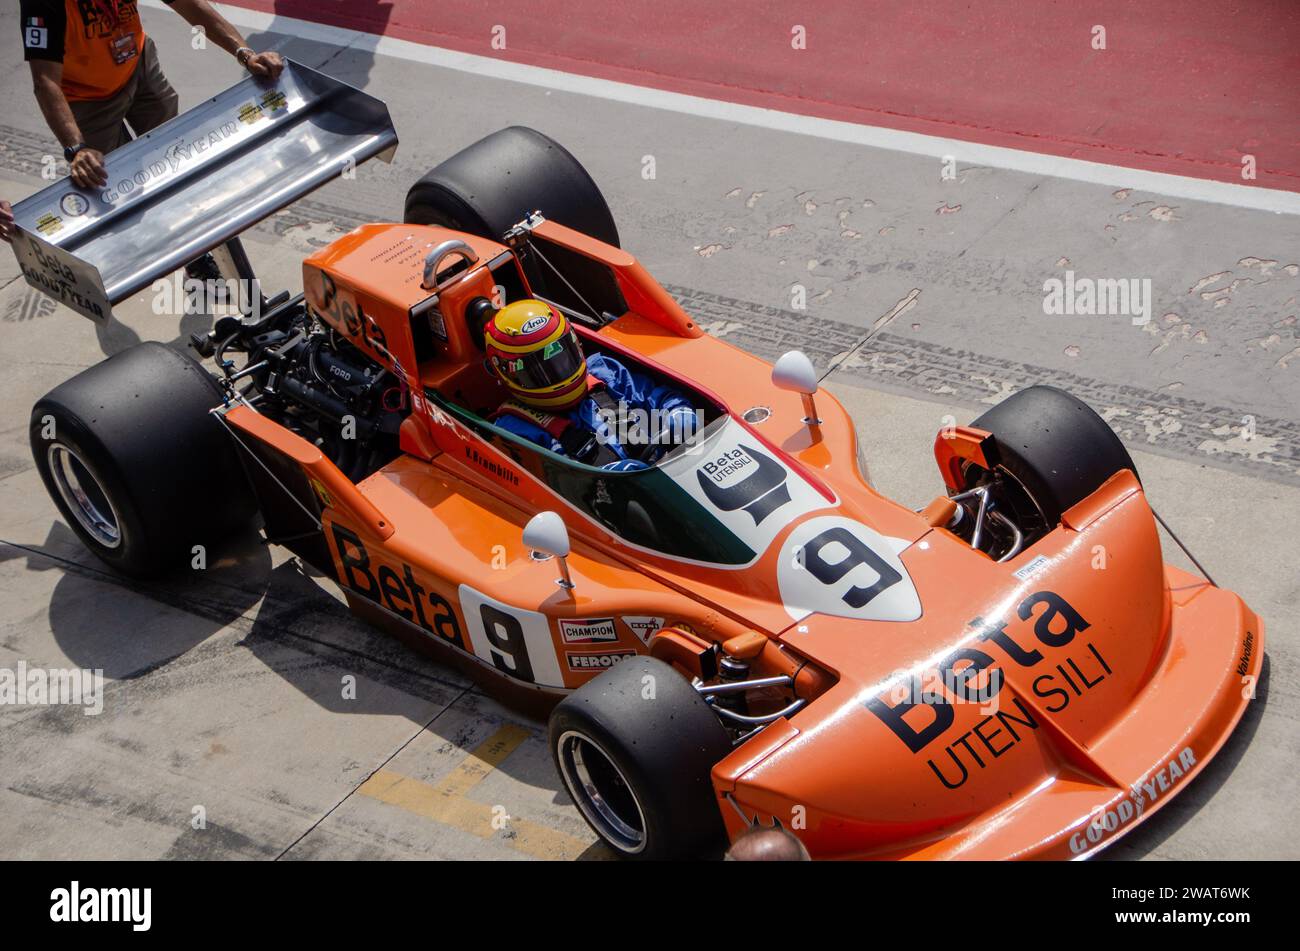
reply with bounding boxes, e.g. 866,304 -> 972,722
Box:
520,315 -> 550,335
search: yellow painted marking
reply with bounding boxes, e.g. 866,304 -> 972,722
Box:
358,724 -> 599,860
434,723 -> 531,798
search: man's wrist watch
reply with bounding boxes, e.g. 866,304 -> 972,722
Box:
64,143 -> 87,163
235,46 -> 255,66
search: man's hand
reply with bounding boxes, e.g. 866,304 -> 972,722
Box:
172,2 -> 286,81
0,200 -> 15,244
69,148 -> 108,189
242,50 -> 284,80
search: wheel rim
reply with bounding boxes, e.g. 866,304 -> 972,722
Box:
47,443 -> 122,549
556,730 -> 647,854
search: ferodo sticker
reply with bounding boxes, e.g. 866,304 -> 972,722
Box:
659,417 -> 832,560
460,585 -> 564,688
566,650 -> 636,672
777,515 -> 920,623
558,617 -> 618,643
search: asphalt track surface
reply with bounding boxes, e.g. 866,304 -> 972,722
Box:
0,4 -> 1296,860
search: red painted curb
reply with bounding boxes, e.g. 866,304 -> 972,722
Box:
228,0 -> 1300,193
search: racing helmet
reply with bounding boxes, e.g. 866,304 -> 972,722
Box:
485,299 -> 588,410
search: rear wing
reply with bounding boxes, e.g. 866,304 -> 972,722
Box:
7,59 -> 398,322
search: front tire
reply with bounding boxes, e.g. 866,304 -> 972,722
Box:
969,384 -> 1138,528
549,656 -> 732,860
30,342 -> 256,577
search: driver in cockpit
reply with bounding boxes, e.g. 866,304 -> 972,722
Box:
484,299 -> 698,470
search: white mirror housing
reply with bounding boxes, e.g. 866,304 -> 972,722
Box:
771,350 -> 822,427
524,511 -> 570,558
772,350 -> 819,395
524,511 -> 574,590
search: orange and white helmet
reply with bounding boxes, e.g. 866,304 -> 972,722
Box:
485,299 -> 588,410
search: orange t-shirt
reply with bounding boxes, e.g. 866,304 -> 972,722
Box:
20,0 -> 173,101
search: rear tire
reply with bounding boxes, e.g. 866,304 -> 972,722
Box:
970,384 -> 1137,525
549,656 -> 732,860
404,126 -> 620,247
30,342 -> 257,577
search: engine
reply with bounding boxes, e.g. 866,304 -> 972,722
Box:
193,293 -> 408,483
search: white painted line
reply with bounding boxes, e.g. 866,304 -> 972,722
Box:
148,0 -> 1300,215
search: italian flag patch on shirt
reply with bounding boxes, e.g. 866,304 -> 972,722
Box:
25,17 -> 49,49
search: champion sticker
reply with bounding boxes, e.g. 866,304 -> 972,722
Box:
558,617 -> 618,644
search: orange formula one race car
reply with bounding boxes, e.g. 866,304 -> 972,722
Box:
9,64 -> 1263,861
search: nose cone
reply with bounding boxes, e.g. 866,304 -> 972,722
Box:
730,484 -> 1172,856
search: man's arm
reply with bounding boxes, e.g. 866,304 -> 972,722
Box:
19,0 -> 106,188
167,0 -> 285,78
29,61 -> 108,188
1,200 -> 15,243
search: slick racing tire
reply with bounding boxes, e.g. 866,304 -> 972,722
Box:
404,126 -> 620,247
30,342 -> 257,578
549,656 -> 733,860
970,384 -> 1138,527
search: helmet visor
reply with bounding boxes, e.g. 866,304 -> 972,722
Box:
497,330 -> 585,391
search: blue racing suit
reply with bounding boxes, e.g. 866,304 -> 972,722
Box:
493,354 -> 695,469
